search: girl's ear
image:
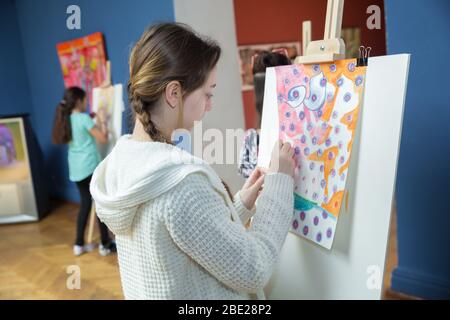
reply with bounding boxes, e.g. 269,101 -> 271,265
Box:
165,80 -> 182,109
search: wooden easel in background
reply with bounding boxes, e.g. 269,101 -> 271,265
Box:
295,0 -> 345,64
302,20 -> 312,56
86,60 -> 111,245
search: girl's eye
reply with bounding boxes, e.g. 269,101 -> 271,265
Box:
206,93 -> 213,100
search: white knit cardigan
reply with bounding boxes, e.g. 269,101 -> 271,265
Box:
90,135 -> 294,300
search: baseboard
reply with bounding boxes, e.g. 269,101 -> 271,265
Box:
383,288 -> 421,300
391,266 -> 450,299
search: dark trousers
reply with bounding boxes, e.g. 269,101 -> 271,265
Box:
74,174 -> 110,246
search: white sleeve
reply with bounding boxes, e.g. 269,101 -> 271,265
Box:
233,190 -> 255,225
164,172 -> 294,293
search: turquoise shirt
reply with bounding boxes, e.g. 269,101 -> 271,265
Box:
68,112 -> 101,182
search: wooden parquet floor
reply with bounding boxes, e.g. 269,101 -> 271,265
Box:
0,199 -> 414,300
0,201 -> 123,299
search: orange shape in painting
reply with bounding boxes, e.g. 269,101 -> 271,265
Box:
338,106 -> 360,176
323,190 -> 344,218
318,125 -> 332,145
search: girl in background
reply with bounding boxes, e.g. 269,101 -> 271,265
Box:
238,51 -> 291,178
52,86 -> 116,256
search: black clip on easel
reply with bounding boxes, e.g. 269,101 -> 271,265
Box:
357,46 -> 371,67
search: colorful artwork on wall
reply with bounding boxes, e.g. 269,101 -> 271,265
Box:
56,32 -> 107,112
0,118 -> 30,183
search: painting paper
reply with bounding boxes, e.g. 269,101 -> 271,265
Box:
273,59 -> 366,249
92,84 -> 124,158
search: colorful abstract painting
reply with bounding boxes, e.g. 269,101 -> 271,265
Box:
275,59 -> 366,249
56,32 -> 107,112
0,118 -> 30,183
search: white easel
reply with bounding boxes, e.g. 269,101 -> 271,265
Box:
258,0 -> 410,299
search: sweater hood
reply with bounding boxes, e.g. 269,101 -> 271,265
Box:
90,134 -> 238,235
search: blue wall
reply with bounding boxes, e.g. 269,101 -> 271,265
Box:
3,0 -> 174,202
385,0 -> 450,299
0,0 -> 32,116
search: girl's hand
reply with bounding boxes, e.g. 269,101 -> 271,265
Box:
96,107 -> 108,123
268,140 -> 295,177
239,167 -> 267,210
